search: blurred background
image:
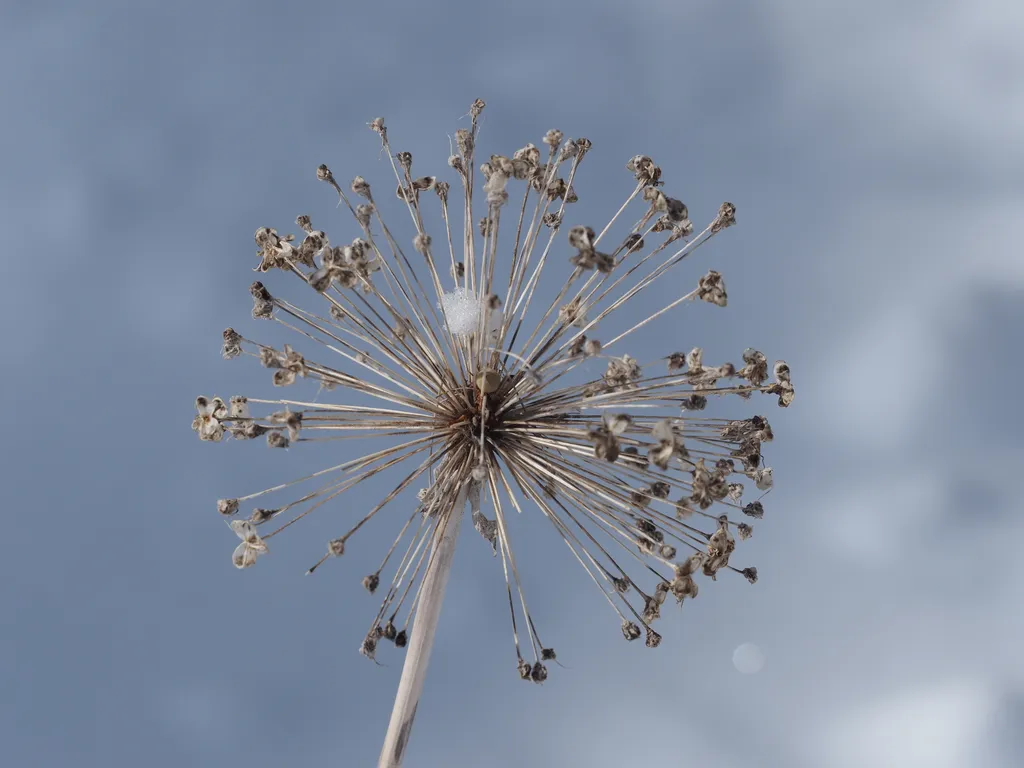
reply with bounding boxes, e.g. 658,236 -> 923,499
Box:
2,1 -> 1022,766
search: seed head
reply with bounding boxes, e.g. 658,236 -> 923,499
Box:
192,100 -> 790,680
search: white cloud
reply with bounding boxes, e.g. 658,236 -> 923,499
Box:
762,0 -> 1024,165
807,301 -> 941,449
555,698 -> 745,768
796,194 -> 1023,453
812,468 -> 945,567
818,678 -> 1000,768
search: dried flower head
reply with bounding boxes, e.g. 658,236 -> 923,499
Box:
195,100 -> 792,686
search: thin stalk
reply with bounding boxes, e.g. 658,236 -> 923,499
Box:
378,483 -> 467,768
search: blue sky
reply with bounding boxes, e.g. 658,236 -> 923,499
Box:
2,2 -> 1022,766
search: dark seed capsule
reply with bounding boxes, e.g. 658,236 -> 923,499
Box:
518,658 -> 532,680
362,573 -> 380,593
622,621 -> 642,641
743,501 -> 764,519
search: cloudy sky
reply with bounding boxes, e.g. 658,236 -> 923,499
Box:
3,1 -> 1022,766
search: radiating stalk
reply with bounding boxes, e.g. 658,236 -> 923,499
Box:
378,483 -> 467,768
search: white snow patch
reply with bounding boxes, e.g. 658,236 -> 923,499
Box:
440,288 -> 503,338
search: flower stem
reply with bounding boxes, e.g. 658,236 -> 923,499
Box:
378,484 -> 467,768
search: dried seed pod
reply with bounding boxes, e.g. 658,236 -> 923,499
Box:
518,658 -> 532,680
360,632 -> 378,660
217,498 -> 239,516
250,508 -> 276,524
743,501 -> 764,519
697,270 -> 728,307
249,281 -> 274,319
228,394 -> 248,418
222,328 -> 243,359
266,431 -> 290,449
712,201 -> 736,232
622,621 -> 642,641
351,176 -> 371,198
